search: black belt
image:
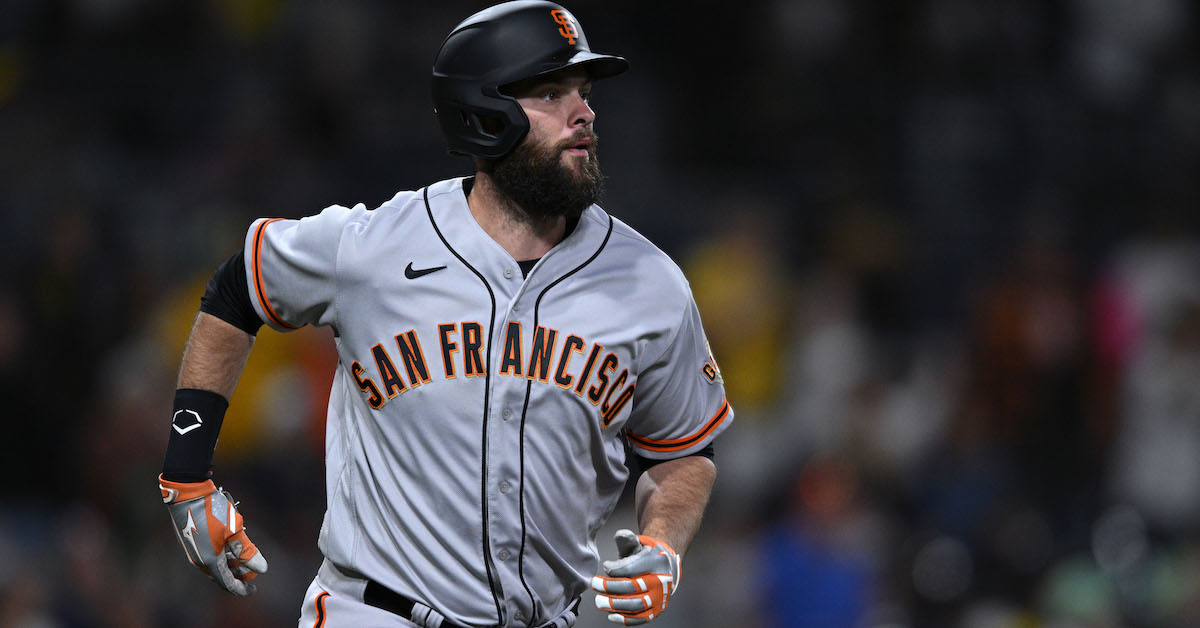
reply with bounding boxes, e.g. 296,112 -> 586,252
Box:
363,580 -> 469,628
362,580 -> 580,628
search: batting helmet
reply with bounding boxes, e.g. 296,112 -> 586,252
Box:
431,1 -> 629,159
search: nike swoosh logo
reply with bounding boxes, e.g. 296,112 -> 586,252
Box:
405,262 -> 447,279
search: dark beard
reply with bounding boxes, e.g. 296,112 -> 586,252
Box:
490,131 -> 604,225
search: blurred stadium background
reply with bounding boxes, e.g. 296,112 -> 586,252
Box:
2,0 -> 1199,626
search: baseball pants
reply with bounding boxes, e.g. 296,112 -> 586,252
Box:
299,559 -> 421,628
297,559 -> 579,628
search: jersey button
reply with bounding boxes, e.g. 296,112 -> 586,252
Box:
514,611 -> 524,622
498,549 -> 510,561
499,481 -> 511,493
502,408 -> 512,420
504,267 -> 514,279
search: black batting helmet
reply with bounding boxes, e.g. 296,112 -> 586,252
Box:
431,1 -> 629,159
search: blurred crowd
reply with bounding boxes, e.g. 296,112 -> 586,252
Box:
2,1 -> 1199,627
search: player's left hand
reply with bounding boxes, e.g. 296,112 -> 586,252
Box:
590,529 -> 681,625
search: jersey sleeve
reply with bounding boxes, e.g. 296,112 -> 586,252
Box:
624,292 -> 734,459
242,205 -> 359,332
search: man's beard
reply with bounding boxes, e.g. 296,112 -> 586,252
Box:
490,131 -> 604,225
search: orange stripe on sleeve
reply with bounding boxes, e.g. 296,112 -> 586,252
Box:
252,218 -> 301,330
625,399 -> 730,453
312,591 -> 330,628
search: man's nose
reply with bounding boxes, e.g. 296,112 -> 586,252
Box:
570,93 -> 595,127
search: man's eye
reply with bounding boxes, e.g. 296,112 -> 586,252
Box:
581,91 -> 591,102
543,89 -> 559,101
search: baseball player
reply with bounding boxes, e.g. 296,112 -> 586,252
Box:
157,2 -> 733,627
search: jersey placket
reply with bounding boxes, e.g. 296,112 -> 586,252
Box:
486,261 -> 538,626
484,225 -> 608,626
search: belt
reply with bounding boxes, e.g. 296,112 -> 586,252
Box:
362,580 -> 580,628
364,580 -> 467,628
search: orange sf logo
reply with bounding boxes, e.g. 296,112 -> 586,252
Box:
551,10 -> 577,45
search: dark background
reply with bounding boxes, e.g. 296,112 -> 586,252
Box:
2,0 -> 1199,626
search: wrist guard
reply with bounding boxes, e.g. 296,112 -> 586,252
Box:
162,388 -> 228,483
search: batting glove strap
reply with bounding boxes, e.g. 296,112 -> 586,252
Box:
590,530 -> 682,625
159,475 -> 217,504
159,474 -> 268,597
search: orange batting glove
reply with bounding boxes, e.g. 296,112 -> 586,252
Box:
590,530 -> 682,625
159,474 -> 268,596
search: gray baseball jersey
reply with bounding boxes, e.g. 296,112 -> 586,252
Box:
243,176 -> 732,626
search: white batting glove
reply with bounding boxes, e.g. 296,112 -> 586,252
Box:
590,529 -> 682,625
159,475 -> 268,596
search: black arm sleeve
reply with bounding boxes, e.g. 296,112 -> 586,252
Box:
634,443 -> 715,477
199,250 -> 264,336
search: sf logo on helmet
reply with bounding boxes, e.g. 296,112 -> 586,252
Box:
551,10 -> 577,45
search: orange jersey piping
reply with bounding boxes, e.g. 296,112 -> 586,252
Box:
625,398 -> 730,453
251,218 -> 300,330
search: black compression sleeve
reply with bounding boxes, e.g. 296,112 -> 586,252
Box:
200,249 -> 264,336
635,443 -> 715,475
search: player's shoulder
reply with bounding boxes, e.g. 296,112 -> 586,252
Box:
360,184 -> 433,222
584,207 -> 692,297
321,178 -> 458,235
252,200 -> 374,248
370,177 -> 469,218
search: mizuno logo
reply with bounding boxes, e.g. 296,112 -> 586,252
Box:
405,262 -> 447,279
180,509 -> 204,567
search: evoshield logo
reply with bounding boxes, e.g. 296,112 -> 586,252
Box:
172,409 -> 203,435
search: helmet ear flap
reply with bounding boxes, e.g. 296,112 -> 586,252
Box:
463,111 -> 505,138
434,95 -> 530,159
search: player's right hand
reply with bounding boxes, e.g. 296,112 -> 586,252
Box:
159,474 -> 268,596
